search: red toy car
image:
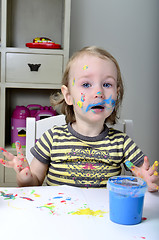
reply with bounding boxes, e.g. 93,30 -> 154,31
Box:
26,37 -> 61,49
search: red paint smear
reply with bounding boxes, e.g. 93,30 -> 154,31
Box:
142,217 -> 147,221
141,237 -> 146,239
58,193 -> 64,195
61,200 -> 66,203
20,197 -> 34,201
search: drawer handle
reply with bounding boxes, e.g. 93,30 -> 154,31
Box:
28,63 -> 41,71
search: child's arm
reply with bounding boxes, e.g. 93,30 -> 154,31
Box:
0,141 -> 48,187
125,156 -> 159,192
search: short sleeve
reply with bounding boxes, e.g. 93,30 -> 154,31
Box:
30,128 -> 54,164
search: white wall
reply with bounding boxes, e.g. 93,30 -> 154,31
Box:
70,0 -> 159,165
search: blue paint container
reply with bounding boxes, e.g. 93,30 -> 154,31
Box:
107,176 -> 147,225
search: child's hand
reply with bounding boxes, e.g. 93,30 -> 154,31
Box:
0,141 -> 32,181
125,156 -> 159,192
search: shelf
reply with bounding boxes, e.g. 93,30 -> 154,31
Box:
7,0 -> 64,48
5,47 -> 65,54
0,0 -> 71,186
5,88 -> 59,147
5,82 -> 62,89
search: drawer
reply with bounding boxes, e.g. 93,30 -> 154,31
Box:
6,53 -> 63,84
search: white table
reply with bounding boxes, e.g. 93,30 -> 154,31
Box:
0,185 -> 158,240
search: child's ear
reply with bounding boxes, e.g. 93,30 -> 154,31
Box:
61,85 -> 73,105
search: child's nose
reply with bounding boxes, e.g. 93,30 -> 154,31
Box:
95,91 -> 104,99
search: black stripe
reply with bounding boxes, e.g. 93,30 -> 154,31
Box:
46,177 -> 107,188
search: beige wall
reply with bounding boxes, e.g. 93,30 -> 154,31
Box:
70,0 -> 159,165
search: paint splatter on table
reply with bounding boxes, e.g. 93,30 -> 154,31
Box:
0,186 -> 107,217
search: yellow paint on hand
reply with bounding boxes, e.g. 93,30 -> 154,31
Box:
71,208 -> 107,217
154,171 -> 158,176
153,161 -> 159,170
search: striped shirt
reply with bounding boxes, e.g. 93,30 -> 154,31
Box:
31,123 -> 144,188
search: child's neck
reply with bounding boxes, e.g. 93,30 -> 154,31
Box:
72,121 -> 104,137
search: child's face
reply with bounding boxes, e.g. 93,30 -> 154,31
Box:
62,54 -> 119,125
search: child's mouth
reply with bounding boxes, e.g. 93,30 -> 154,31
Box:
86,102 -> 105,112
91,105 -> 104,110
90,105 -> 105,112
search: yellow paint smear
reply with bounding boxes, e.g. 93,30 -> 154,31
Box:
8,202 -> 24,210
154,171 -> 158,176
33,193 -> 40,197
153,161 -> 159,170
71,208 -> 107,217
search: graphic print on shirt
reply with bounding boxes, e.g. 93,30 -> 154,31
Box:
65,147 -> 113,187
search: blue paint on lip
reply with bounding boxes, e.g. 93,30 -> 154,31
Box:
85,95 -> 116,112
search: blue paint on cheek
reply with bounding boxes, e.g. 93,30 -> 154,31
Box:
104,95 -> 112,104
111,99 -> 116,108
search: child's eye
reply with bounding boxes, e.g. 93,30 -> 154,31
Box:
82,83 -> 91,88
103,83 -> 112,88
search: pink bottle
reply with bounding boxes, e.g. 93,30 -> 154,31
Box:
11,106 -> 30,148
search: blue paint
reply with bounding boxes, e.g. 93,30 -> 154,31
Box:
0,191 -> 16,200
107,176 -> 147,225
85,95 -> 116,112
109,191 -> 144,225
53,196 -> 63,199
65,197 -> 71,201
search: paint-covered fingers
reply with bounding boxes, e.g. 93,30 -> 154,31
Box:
0,147 -> 15,161
0,146 -> 28,174
125,159 -> 159,191
125,161 -> 139,176
147,182 -> 159,192
15,141 -> 29,168
148,161 -> 159,192
140,158 -> 159,191
0,147 -> 15,168
16,141 -> 25,160
0,156 -> 25,174
142,156 -> 150,171
148,161 -> 159,176
0,158 -> 14,168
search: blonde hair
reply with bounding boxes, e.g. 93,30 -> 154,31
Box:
50,46 -> 124,125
